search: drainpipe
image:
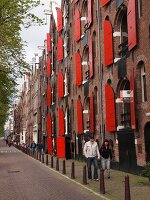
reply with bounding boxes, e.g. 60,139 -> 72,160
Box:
96,0 -> 104,142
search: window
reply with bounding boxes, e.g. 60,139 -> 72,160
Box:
141,64 -> 147,102
138,0 -> 142,18
81,1 -> 88,38
92,32 -> 96,59
94,87 -> 98,115
120,11 -> 128,56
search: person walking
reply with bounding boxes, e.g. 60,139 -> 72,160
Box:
31,141 -> 36,154
83,135 -> 100,181
100,139 -> 112,179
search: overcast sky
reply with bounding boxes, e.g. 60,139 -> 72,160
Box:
21,0 -> 61,63
17,0 -> 61,88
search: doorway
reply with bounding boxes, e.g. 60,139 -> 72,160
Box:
65,136 -> 71,159
118,130 -> 137,172
144,122 -> 150,162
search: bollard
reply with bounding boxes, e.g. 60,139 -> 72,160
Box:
56,158 -> 59,171
125,175 -> 131,200
100,169 -> 105,194
71,162 -> 75,179
39,152 -> 41,162
36,151 -> 38,160
42,154 -> 44,163
62,160 -> 66,174
46,154 -> 48,166
34,151 -> 36,159
83,165 -> 87,185
51,156 -> 53,168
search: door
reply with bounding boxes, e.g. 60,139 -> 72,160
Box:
144,122 -> 150,162
65,137 -> 71,159
78,135 -> 84,160
118,130 -> 137,172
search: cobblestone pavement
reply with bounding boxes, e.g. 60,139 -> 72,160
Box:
0,140 -> 105,200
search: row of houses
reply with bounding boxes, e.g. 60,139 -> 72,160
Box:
13,0 -> 150,172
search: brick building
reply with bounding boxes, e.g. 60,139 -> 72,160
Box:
14,81 -> 27,144
45,0 -> 150,172
13,0 -> 150,172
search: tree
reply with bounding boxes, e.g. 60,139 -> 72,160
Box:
0,0 -> 43,136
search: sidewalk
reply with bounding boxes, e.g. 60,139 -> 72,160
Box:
48,156 -> 150,200
16,146 -> 150,200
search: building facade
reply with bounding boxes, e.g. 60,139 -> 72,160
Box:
13,0 -> 150,172
45,0 -> 150,172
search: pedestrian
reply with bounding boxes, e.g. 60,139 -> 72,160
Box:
37,142 -> 44,153
31,141 -> 36,154
100,139 -> 112,179
83,135 -> 100,181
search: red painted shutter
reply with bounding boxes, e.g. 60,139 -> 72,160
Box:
88,0 -> 92,27
57,37 -> 63,61
105,84 -> 116,132
130,68 -> 136,129
46,56 -> 51,77
58,72 -> 64,98
47,113 -> 52,136
56,8 -> 63,32
47,138 -> 53,155
58,108 -> 65,136
47,33 -> 51,52
57,137 -> 65,158
89,35 -> 93,78
47,84 -> 51,106
90,93 -> 94,133
74,9 -> 81,41
77,100 -> 83,134
104,19 -> 113,67
75,52 -> 82,86
102,0 -> 110,7
127,0 -> 137,51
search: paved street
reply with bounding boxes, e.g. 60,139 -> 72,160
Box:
0,140 -> 104,200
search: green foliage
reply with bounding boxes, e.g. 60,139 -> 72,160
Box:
0,0 -> 43,134
141,162 -> 150,179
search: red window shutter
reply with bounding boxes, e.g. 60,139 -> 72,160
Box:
57,137 -> 65,158
47,33 -> 51,52
46,56 -> 51,77
89,35 -> 93,78
57,37 -> 63,61
88,0 -> 92,27
47,113 -> 52,136
75,52 -> 82,86
105,84 -> 116,132
47,84 -> 51,106
47,138 -> 53,155
58,108 -> 65,136
104,19 -> 113,67
58,72 -> 64,98
74,9 -> 81,42
90,93 -> 94,133
130,68 -> 136,129
127,0 -> 137,51
102,0 -> 110,7
56,8 -> 63,32
77,100 -> 83,134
